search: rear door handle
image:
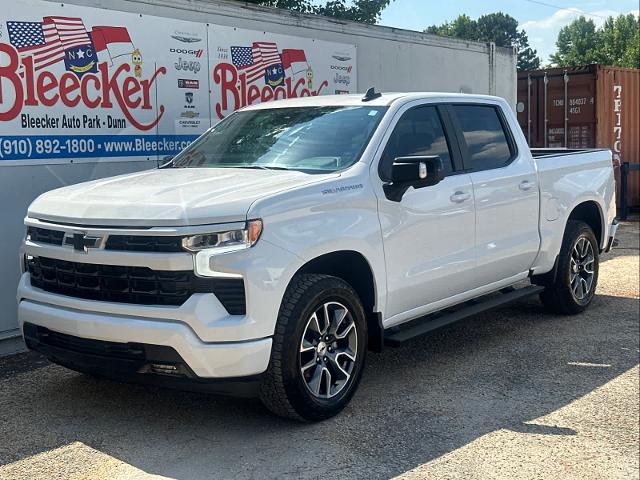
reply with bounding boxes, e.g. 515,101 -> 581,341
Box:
519,180 -> 536,191
450,191 -> 471,203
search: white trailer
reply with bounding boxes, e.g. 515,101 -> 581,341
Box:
0,0 -> 516,354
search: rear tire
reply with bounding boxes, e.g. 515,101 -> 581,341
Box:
259,274 -> 367,422
537,220 -> 599,315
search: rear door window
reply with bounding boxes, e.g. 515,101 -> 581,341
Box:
450,105 -> 515,171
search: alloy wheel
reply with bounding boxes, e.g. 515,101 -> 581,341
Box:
299,301 -> 358,399
570,237 -> 595,301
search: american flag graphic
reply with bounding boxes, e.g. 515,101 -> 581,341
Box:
230,42 -> 281,84
7,17 -> 92,71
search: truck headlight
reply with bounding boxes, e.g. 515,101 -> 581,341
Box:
182,219 -> 263,253
188,220 -> 263,278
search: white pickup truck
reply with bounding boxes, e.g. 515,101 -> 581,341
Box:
18,91 -> 618,421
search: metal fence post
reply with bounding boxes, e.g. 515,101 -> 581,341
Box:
543,72 -> 548,148
620,162 -> 629,220
527,74 -> 532,145
563,70 -> 569,148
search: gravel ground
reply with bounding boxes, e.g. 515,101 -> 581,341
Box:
0,223 -> 638,480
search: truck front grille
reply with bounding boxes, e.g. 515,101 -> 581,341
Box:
27,227 -> 64,246
27,227 -> 185,253
27,256 -> 246,313
105,235 -> 184,252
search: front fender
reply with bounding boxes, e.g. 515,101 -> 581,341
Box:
249,166 -> 387,316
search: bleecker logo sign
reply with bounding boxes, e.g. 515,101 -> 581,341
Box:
214,41 -> 328,119
0,18 -> 166,130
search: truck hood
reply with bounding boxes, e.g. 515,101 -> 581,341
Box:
28,168 -> 335,227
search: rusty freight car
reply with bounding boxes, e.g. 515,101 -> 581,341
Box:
517,65 -> 639,209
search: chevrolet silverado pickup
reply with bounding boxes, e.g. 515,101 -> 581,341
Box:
18,91 -> 618,421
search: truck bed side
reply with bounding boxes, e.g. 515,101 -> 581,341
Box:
532,149 -> 616,275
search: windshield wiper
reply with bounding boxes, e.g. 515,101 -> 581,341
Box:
240,165 -> 291,171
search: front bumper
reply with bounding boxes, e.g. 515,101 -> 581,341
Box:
17,218 -> 303,385
22,322 -> 263,396
18,294 -> 272,379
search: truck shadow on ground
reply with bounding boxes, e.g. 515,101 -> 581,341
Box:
1,287 -> 638,479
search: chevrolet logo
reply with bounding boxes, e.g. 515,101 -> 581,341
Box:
63,233 -> 102,253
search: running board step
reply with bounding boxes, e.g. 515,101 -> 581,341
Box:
384,285 -> 545,346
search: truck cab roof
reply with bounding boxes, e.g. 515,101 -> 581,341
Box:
241,92 -> 508,110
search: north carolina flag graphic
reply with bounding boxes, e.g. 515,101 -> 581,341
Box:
7,16 -> 92,71
90,25 -> 134,60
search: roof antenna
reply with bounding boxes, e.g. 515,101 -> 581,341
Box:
362,87 -> 382,102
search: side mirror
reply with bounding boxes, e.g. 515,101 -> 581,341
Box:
383,155 -> 445,201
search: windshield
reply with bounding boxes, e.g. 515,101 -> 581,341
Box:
170,106 -> 387,172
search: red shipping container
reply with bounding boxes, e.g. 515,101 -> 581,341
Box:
517,65 -> 640,208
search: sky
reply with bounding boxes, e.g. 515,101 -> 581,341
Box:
378,0 -> 640,63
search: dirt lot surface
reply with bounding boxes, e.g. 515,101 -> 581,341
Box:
1,223 -> 638,480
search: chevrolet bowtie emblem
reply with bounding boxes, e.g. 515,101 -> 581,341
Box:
63,233 -> 102,253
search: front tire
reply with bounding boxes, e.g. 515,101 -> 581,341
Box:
538,220 -> 599,315
259,274 -> 368,422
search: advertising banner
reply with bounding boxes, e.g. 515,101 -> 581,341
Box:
208,25 -> 357,120
0,1 -> 208,164
0,0 -> 357,165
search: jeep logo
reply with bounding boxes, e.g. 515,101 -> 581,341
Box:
174,58 -> 201,73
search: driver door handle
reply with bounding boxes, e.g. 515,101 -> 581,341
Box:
450,191 -> 471,203
519,180 -> 536,191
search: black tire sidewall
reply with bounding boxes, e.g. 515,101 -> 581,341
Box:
556,221 -> 600,312
280,277 -> 367,420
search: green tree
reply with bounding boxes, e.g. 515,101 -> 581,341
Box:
476,12 -> 519,48
425,14 -> 479,40
241,0 -> 392,24
425,12 -> 541,71
549,16 -> 601,66
550,14 -> 639,68
597,14 -> 640,68
516,30 -> 541,70
623,28 -> 640,68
